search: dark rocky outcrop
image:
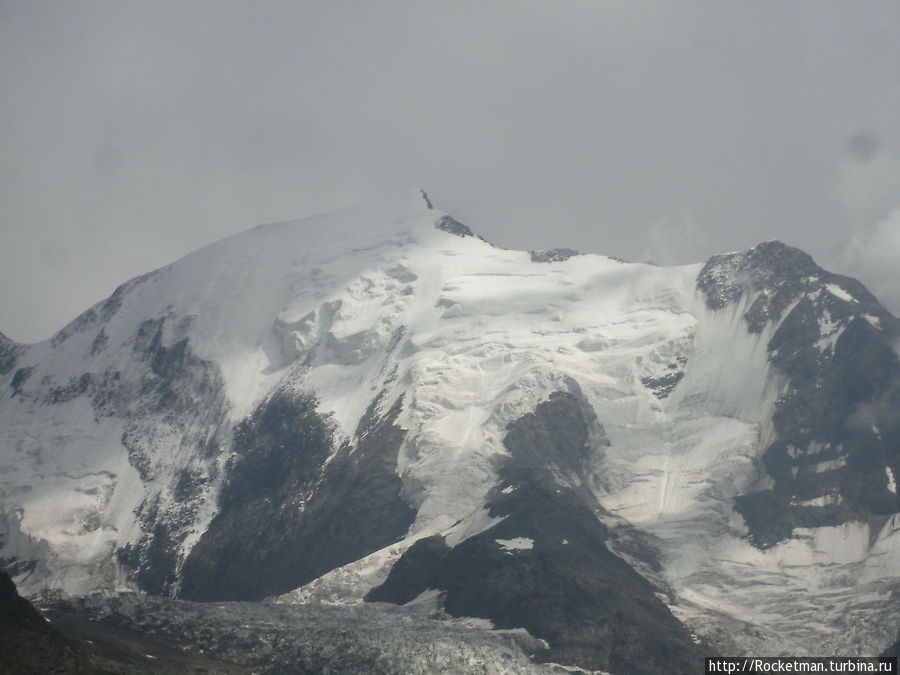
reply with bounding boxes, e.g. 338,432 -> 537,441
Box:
1,570 -> 246,673
698,241 -> 821,320
435,214 -> 475,238
45,608 -> 248,674
180,392 -> 414,601
699,241 -> 900,547
0,570 -> 86,673
529,248 -> 581,263
0,331 -> 20,377
501,391 -> 606,490
9,366 -> 33,398
368,392 -> 707,674
642,357 -> 688,399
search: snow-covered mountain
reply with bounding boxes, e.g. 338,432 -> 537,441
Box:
1,192 -> 898,673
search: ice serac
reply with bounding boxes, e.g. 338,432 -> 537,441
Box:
1,198 -> 900,670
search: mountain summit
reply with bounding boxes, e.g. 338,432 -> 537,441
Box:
1,196 -> 898,672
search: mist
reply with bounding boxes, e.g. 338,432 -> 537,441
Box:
2,1 -> 899,342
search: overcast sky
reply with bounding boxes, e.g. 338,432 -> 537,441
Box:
2,1 -> 899,343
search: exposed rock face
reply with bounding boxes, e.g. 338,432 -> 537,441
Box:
2,570 -> 248,673
0,570 -> 85,673
529,248 -> 581,263
434,214 -> 475,238
0,332 -> 19,376
698,241 -> 822,321
700,241 -> 900,547
368,392 -> 707,674
180,393 -> 414,601
640,359 -> 686,399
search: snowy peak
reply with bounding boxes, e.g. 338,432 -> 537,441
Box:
698,240 -> 897,335
0,196 -> 505,596
696,244 -> 900,549
22,195 -> 488,412
699,240 -> 819,311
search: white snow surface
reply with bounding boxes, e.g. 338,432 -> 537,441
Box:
824,283 -> 856,303
814,309 -> 845,353
864,313 -> 882,329
1,190 -> 898,656
495,537 -> 534,552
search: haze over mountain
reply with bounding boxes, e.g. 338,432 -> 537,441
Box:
3,2 -> 900,344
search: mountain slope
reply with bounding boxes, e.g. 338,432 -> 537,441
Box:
367,391 -> 707,673
699,243 -> 900,546
1,192 -> 899,670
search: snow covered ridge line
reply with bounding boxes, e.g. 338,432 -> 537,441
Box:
1,193 -> 899,671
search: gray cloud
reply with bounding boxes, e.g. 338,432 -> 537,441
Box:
831,128 -> 900,314
2,0 -> 900,341
846,131 -> 881,165
835,209 -> 900,315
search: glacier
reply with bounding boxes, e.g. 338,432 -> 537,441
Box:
1,190 -> 898,671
